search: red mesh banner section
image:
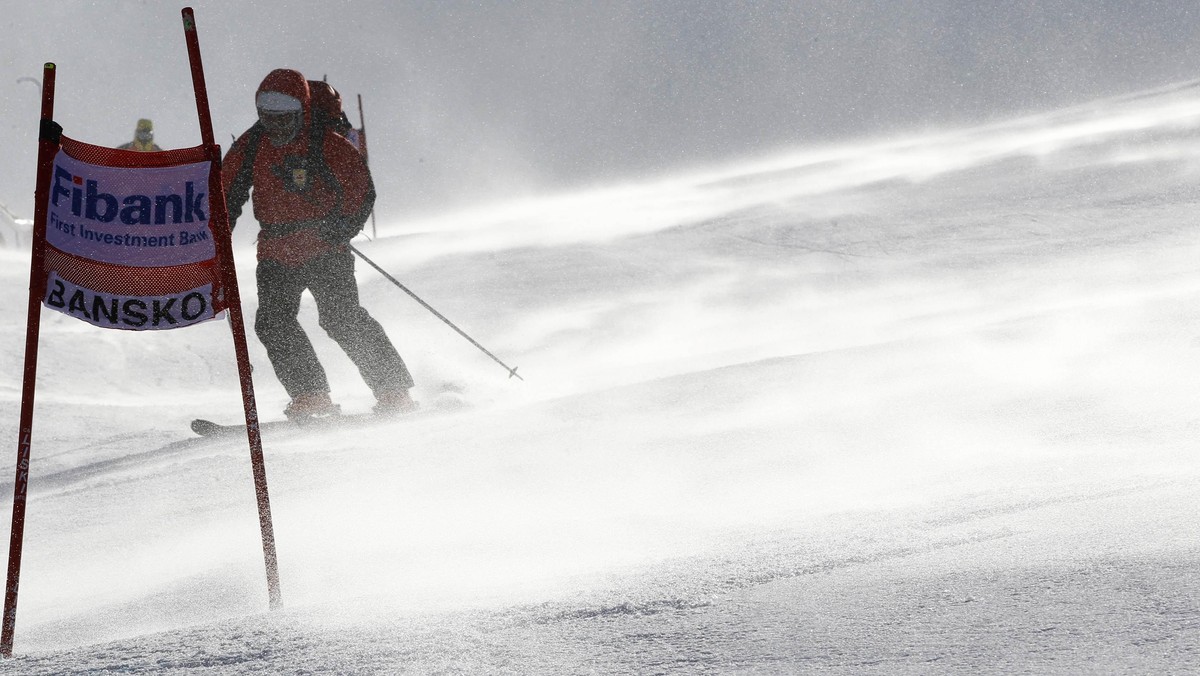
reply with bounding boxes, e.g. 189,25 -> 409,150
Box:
60,136 -> 209,168
45,245 -> 225,305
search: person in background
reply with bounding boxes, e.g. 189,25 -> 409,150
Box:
221,68 -> 417,419
118,118 -> 162,151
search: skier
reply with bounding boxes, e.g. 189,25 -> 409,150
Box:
118,118 -> 163,151
222,68 -> 417,418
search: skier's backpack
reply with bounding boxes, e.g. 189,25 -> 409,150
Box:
309,79 -> 366,153
307,79 -> 354,138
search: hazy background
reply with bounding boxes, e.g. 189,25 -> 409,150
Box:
2,1 -> 1200,225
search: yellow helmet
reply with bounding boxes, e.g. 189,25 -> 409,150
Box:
135,119 -> 154,143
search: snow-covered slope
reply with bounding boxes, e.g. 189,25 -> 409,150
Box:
1,81 -> 1199,673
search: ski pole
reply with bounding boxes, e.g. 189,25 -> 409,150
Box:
349,244 -> 523,380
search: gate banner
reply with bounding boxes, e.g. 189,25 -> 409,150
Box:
41,136 -> 225,330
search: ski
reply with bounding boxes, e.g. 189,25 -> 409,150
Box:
190,413 -> 379,437
190,388 -> 459,438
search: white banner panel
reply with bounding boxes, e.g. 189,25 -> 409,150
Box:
46,150 -> 216,267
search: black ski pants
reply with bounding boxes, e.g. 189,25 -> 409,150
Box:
254,250 -> 414,400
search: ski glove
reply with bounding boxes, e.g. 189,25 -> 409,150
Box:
318,216 -> 362,244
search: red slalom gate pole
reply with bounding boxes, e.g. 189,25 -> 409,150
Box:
181,7 -> 282,610
357,94 -> 377,239
2,62 -> 58,658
